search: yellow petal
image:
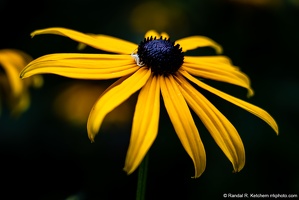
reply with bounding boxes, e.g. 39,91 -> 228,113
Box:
181,70 -> 279,135
175,74 -> 245,172
31,27 -> 138,54
160,32 -> 169,39
184,56 -> 235,68
184,56 -> 253,97
31,53 -> 133,62
76,33 -> 102,51
0,49 -> 43,117
181,64 -> 254,97
20,53 -> 139,80
160,75 -> 206,178
0,50 -> 29,96
144,30 -> 160,38
87,67 -> 151,141
124,74 -> 160,174
176,36 -> 223,54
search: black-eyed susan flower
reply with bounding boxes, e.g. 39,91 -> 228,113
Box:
20,27 -> 278,178
0,49 -> 43,117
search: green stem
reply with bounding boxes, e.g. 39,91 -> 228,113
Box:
136,152 -> 149,200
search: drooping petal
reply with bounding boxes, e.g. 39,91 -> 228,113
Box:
87,67 -> 151,141
184,55 -> 254,97
176,36 -> 223,54
124,74 -> 160,174
31,27 -> 138,54
180,70 -> 279,135
160,75 -> 206,178
175,74 -> 245,172
20,53 -> 139,80
181,63 -> 254,97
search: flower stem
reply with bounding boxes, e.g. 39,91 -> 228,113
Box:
136,152 -> 149,200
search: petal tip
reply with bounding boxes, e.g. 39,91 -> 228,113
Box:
191,171 -> 204,179
274,127 -> 279,135
123,167 -> 133,175
233,166 -> 244,173
216,46 -> 223,54
247,89 -> 255,98
88,135 -> 95,143
87,131 -> 96,143
19,71 -> 26,79
30,31 -> 37,38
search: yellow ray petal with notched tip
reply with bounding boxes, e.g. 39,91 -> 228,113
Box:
124,74 -> 160,174
87,67 -> 151,141
176,36 -> 223,54
181,70 -> 279,135
20,53 -> 139,80
31,27 -> 138,54
176,74 -> 245,172
160,75 -> 206,178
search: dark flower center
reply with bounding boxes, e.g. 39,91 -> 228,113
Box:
133,36 -> 184,76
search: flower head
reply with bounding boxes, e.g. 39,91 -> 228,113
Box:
0,49 -> 43,117
20,27 -> 278,178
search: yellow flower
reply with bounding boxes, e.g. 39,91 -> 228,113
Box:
20,27 -> 278,178
0,49 -> 43,117
52,81 -> 134,127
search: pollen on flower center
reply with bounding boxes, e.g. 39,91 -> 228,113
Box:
132,36 -> 184,75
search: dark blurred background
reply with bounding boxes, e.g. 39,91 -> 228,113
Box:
1,0 -> 299,199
